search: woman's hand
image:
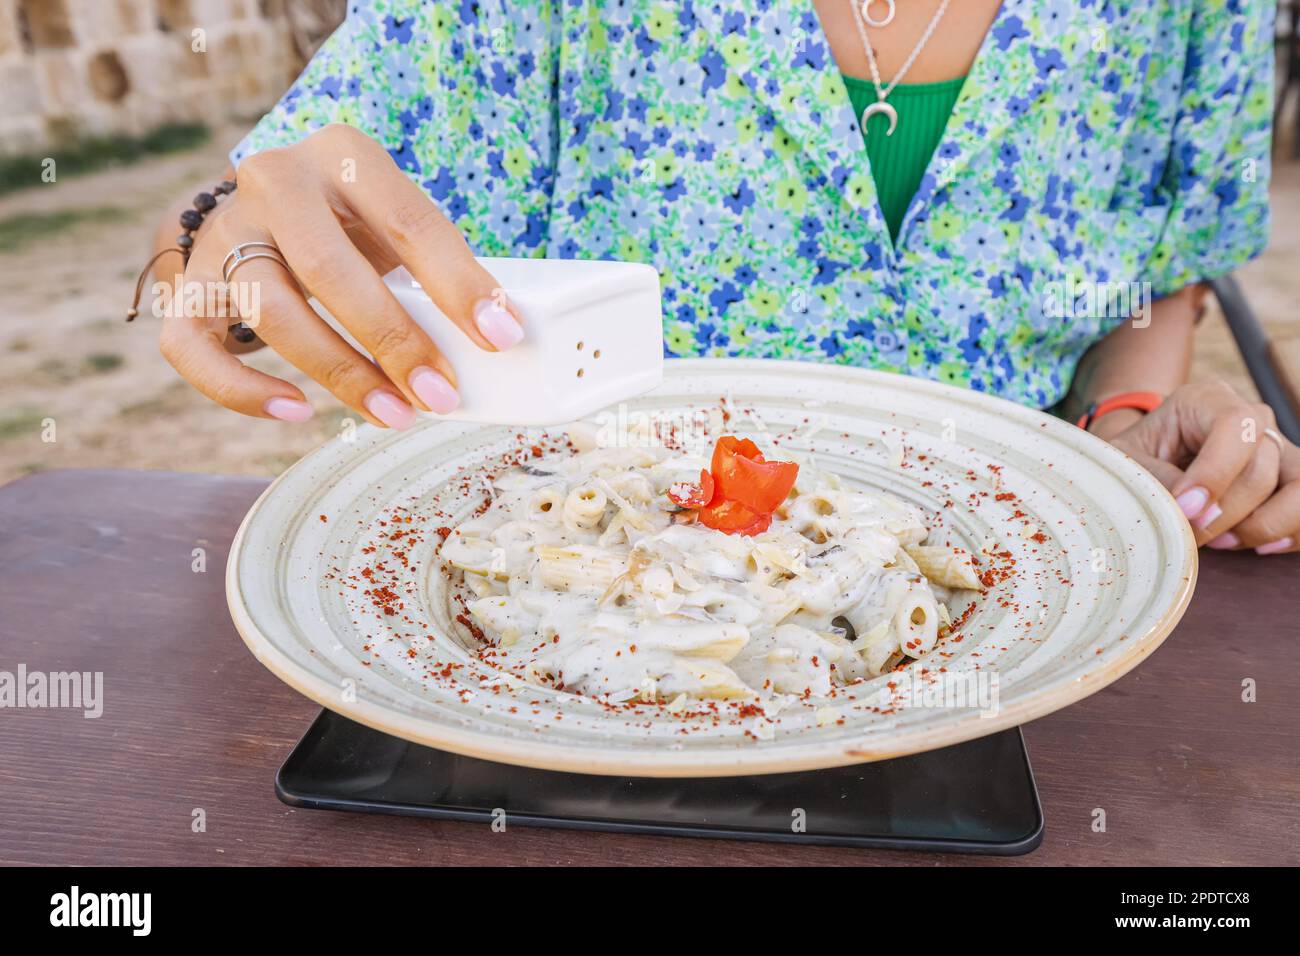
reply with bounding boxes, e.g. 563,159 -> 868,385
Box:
158,124 -> 524,427
1100,380 -> 1299,555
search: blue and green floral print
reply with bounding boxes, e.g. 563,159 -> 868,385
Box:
233,0 -> 1274,409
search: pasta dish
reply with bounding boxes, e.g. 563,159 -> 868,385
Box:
440,436 -> 981,704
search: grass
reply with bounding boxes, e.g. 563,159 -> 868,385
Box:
0,123 -> 211,197
118,381 -> 194,421
33,359 -> 76,385
0,408 -> 47,443
0,206 -> 129,253
84,352 -> 125,374
14,352 -> 126,387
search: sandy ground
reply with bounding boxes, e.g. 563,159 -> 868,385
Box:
1,122 -> 1297,485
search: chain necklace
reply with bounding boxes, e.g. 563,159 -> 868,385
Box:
850,0 -> 953,136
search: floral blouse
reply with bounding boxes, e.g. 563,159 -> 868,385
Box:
233,0 -> 1274,409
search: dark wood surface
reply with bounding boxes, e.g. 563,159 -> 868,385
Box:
1,469 -> 1297,866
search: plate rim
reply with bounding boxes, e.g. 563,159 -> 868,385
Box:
226,358 -> 1198,777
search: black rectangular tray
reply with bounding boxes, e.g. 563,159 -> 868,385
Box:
277,710 -> 1043,854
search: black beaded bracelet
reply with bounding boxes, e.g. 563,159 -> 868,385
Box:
175,179 -> 235,254
128,178 -> 256,343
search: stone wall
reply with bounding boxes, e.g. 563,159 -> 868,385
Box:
0,0 -> 305,155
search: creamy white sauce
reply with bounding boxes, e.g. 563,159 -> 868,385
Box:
439,445 -> 958,703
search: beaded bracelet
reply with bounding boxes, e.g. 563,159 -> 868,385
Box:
127,178 -> 257,343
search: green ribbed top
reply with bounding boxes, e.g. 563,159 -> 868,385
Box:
842,73 -> 966,243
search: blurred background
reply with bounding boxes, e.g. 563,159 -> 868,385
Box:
0,0 -> 1297,484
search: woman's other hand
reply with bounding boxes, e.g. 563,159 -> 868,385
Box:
158,124 -> 524,427
1100,381 -> 1299,555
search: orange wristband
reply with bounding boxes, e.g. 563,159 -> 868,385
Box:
1076,391 -> 1164,431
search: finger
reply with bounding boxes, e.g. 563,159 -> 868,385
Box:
1223,480 -> 1300,554
1169,404 -> 1272,521
1127,451 -> 1185,491
185,205 -> 409,429
315,131 -> 524,352
256,191 -> 461,417
159,311 -> 312,422
1224,443 -> 1300,553
1192,438 -> 1280,543
174,183 -> 269,358
230,256 -> 419,430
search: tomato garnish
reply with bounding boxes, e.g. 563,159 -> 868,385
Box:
666,468 -> 715,510
698,498 -> 771,536
710,436 -> 799,513
664,436 -> 797,536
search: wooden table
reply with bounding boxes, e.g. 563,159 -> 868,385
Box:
1,469 -> 1297,866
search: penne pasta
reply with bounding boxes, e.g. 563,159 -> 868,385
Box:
562,485 -> 607,531
440,440 -> 976,701
535,545 -> 626,593
905,545 -> 983,590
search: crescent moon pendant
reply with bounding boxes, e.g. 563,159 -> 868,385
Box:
861,101 -> 898,137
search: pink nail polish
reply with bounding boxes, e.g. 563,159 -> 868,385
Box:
1255,537 -> 1293,556
364,390 -> 416,430
1206,532 -> 1239,550
264,397 -> 314,422
1175,487 -> 1209,520
1194,503 -> 1222,531
473,298 -> 524,350
409,366 -> 460,415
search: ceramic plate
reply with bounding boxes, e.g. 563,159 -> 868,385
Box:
227,359 -> 1196,776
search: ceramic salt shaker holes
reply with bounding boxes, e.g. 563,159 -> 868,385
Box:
385,257 -> 664,426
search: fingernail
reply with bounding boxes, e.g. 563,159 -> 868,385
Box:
473,298 -> 524,350
1175,486 -> 1209,520
409,366 -> 460,415
264,397 -> 314,422
1255,537 -> 1293,556
364,390 -> 416,430
1206,532 -> 1239,549
1194,503 -> 1222,531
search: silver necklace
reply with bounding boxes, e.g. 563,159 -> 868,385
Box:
850,0 -> 952,136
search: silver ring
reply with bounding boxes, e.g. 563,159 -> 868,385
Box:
223,251 -> 291,285
221,241 -> 286,283
1263,427 -> 1286,452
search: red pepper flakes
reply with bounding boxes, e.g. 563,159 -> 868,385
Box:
329,413 -> 1033,727
455,613 -> 486,642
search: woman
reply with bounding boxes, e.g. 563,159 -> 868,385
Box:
152,0 -> 1296,553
